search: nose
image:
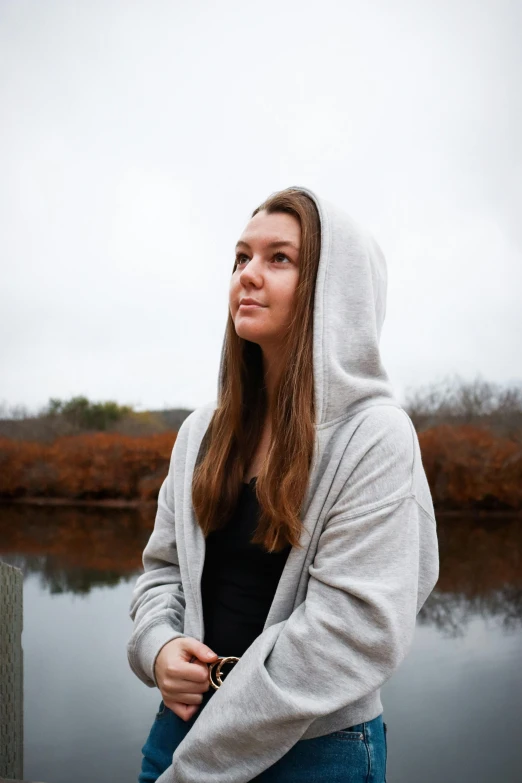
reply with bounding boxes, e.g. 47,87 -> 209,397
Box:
238,254 -> 263,285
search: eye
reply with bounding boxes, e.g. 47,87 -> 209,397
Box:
273,253 -> 291,264
235,253 -> 249,267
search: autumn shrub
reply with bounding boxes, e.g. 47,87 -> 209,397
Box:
0,431 -> 177,500
2,423 -> 522,510
419,424 -> 522,510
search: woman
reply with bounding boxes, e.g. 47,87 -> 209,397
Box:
127,186 -> 440,783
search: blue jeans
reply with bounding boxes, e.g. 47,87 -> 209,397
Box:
138,690 -> 388,782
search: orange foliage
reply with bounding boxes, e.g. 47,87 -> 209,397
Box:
1,424 -> 522,510
0,431 -> 177,501
419,424 -> 522,510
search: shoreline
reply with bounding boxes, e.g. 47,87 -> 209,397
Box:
0,496 -> 156,509
0,497 -> 521,518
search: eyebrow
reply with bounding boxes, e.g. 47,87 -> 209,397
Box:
235,239 -> 300,252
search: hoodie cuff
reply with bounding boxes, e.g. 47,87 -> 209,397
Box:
131,623 -> 186,687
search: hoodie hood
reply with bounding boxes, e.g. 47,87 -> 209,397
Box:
218,185 -> 401,426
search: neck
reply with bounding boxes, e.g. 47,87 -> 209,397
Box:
262,346 -> 284,410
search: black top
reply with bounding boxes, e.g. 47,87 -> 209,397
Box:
201,477 -> 292,660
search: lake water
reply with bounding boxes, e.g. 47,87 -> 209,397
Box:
1,503 -> 521,783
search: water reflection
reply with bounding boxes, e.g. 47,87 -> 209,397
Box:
0,505 -> 520,783
0,503 -> 154,593
1,504 -> 521,630
420,585 -> 522,635
420,511 -> 522,634
0,552 -> 135,594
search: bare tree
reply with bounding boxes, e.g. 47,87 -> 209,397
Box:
404,373 -> 522,439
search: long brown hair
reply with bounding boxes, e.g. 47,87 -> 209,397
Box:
192,188 -> 321,552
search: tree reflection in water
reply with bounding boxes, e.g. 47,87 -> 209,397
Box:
419,586 -> 522,636
1,504 -> 521,634
418,511 -> 522,634
0,503 -> 154,593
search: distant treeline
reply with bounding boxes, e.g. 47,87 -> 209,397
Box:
0,375 -> 521,510
404,375 -> 522,439
0,396 -> 193,441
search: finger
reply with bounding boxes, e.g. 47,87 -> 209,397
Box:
171,677 -> 209,693
169,692 -> 203,705
170,702 -> 200,722
174,661 -> 210,683
180,638 -> 218,663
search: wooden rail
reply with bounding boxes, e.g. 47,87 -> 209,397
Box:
0,562 -> 24,781
0,779 -> 46,782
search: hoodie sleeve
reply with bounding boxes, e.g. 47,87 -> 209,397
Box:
127,443 -> 187,688
156,414 -> 440,783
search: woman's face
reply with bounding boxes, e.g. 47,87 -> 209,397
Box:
230,210 -> 301,350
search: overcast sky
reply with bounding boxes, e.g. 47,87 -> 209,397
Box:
1,0 -> 521,413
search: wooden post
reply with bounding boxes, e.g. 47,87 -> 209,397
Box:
0,562 -> 24,781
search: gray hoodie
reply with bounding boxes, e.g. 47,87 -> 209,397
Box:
127,186 -> 440,783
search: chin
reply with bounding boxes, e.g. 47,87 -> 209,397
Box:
236,330 -> 261,344
234,316 -> 275,346
235,324 -> 264,344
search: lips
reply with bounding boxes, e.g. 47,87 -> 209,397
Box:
239,299 -> 265,307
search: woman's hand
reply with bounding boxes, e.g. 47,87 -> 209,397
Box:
154,637 -> 219,721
